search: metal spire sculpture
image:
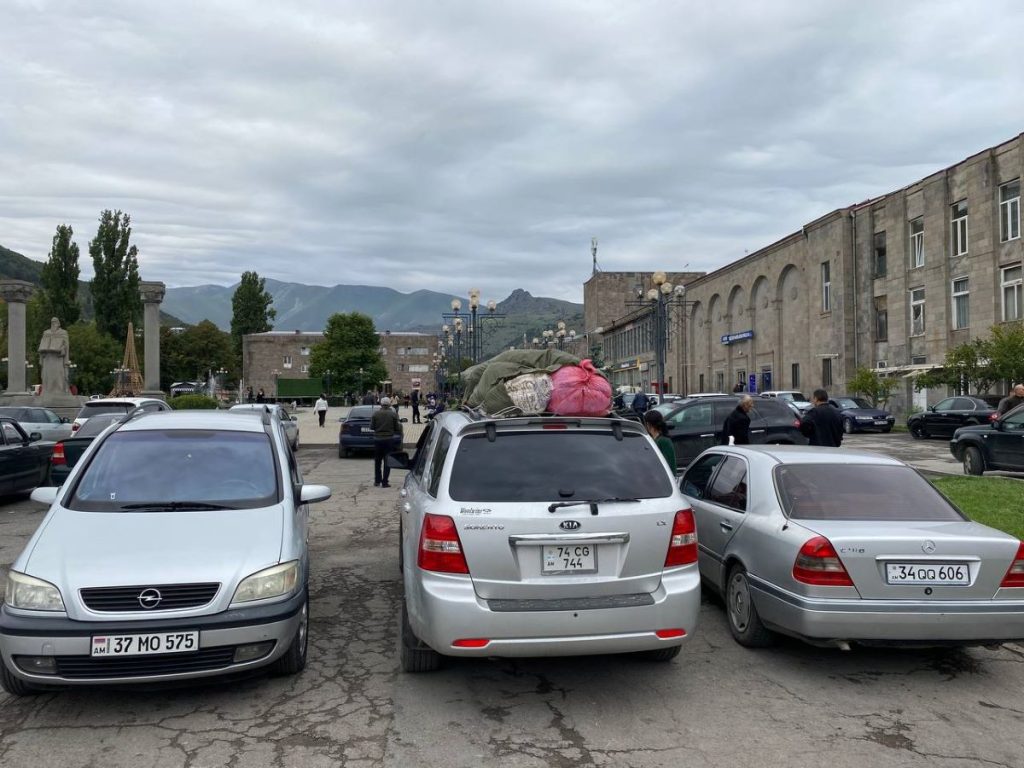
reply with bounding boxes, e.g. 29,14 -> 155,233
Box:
109,321 -> 145,396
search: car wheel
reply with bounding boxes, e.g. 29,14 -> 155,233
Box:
0,659 -> 42,696
910,423 -> 927,440
339,446 -> 351,459
292,435 -> 300,451
880,426 -> 892,434
270,591 -> 309,676
725,565 -> 777,648
843,418 -> 855,435
963,446 -> 985,476
637,645 -> 682,662
401,602 -> 442,673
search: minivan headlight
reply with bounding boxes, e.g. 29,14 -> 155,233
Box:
5,571 -> 65,611
232,561 -> 299,604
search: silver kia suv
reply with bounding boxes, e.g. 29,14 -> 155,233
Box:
392,410 -> 701,672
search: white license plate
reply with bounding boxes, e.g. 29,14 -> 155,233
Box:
885,563 -> 969,585
874,420 -> 889,426
91,630 -> 200,657
542,544 -> 596,573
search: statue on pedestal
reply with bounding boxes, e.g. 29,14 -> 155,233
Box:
38,317 -> 70,396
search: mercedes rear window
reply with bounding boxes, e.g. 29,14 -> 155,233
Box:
68,430 -> 280,511
448,431 -> 674,502
349,407 -> 377,418
774,464 -> 964,521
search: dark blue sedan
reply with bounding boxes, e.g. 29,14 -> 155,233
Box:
339,406 -> 403,458
829,396 -> 895,434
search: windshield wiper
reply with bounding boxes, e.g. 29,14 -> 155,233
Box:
119,501 -> 235,511
547,498 -> 642,515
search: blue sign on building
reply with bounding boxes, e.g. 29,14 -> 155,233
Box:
721,330 -> 754,345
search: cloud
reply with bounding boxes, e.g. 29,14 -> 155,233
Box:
2,0 -> 1023,304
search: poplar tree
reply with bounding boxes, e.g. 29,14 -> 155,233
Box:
40,224 -> 81,327
89,210 -> 141,341
230,271 -> 276,358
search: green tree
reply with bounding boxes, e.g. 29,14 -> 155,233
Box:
230,271 -> 276,360
846,366 -> 898,407
89,210 -> 141,342
40,224 -> 81,327
981,321 -> 1024,386
67,323 -> 121,396
161,322 -> 235,390
308,312 -> 386,394
915,322 -> 1024,394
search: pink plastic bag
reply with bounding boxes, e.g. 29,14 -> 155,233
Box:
548,360 -> 613,416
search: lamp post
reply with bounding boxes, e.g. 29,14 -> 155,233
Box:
624,272 -> 694,404
357,367 -> 364,397
469,288 -> 480,363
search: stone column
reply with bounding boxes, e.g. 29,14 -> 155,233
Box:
139,281 -> 166,394
0,280 -> 34,393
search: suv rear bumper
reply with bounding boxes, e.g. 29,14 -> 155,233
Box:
0,590 -> 304,687
408,566 -> 700,657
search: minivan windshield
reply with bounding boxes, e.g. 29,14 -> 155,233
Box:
775,464 -> 964,521
448,431 -> 674,502
68,430 -> 280,511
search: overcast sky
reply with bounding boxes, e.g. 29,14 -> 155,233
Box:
3,1 -> 1024,303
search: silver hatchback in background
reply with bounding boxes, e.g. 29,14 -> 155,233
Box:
392,411 -> 701,672
0,409 -> 330,695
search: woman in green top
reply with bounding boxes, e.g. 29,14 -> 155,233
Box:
644,410 -> 677,473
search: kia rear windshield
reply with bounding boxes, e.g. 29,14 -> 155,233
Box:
448,431 -> 674,502
774,464 -> 964,521
68,430 -> 280,511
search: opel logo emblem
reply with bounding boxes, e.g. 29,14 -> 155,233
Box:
138,588 -> 163,609
559,520 -> 581,531
922,540 -> 936,554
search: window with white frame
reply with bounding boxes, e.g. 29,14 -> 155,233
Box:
951,200 -> 968,257
300,346 -> 310,356
283,355 -> 293,369
910,217 -> 924,268
409,364 -> 430,372
410,347 -> 429,355
910,288 -> 926,336
1003,265 -> 1023,322
300,364 -> 309,373
951,277 -> 969,330
821,261 -> 831,312
1000,180 -> 1020,242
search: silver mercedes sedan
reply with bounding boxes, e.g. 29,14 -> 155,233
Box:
0,409 -> 330,695
679,445 -> 1024,648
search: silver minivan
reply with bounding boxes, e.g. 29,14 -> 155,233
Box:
392,411 -> 701,672
0,409 -> 330,695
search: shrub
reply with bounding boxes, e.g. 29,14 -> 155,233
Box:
168,394 -> 220,410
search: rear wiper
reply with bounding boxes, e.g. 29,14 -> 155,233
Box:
548,498 -> 642,515
119,502 -> 235,511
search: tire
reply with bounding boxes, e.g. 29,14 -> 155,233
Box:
0,660 -> 42,696
292,434 -> 300,451
910,423 -> 927,440
270,591 -> 309,676
880,426 -> 892,434
963,446 -> 985,476
401,603 -> 442,673
339,445 -> 351,459
843,418 -> 855,435
725,565 -> 777,648
637,645 -> 682,662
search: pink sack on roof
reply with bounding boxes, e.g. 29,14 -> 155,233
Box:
548,360 -> 613,416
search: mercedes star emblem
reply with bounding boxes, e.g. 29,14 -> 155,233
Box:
921,540 -> 937,554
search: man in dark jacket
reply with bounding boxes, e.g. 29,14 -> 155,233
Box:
632,392 -> 649,417
721,395 -> 754,445
370,397 -> 403,487
800,389 -> 844,447
997,384 -> 1024,416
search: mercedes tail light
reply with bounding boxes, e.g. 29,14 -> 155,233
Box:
792,536 -> 853,586
665,509 -> 698,567
418,514 -> 470,574
1000,542 -> 1024,588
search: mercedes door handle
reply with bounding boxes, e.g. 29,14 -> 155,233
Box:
720,521 -> 733,532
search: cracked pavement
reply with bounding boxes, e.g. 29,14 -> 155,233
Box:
2,447 -> 1023,767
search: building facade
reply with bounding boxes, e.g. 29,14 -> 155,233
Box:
586,134 -> 1024,412
242,330 -> 435,398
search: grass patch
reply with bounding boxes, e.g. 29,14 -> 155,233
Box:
932,476 -> 1024,539
889,423 -> 909,433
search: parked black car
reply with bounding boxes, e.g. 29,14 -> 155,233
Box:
908,396 -> 998,439
658,396 -> 806,469
338,406 -> 405,458
47,413 -> 124,485
949,403 -> 1024,475
828,395 -> 895,434
0,417 -> 52,495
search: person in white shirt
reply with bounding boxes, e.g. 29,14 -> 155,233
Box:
314,394 -> 329,427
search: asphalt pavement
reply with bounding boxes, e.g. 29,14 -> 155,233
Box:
2,446 -> 1023,767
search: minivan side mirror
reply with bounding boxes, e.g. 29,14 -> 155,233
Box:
387,451 -> 411,470
299,484 -> 332,504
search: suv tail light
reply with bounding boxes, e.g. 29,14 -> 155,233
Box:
418,514 -> 470,574
792,536 -> 853,586
51,442 -> 66,466
793,419 -> 802,428
989,412 -> 999,423
664,509 -> 698,567
1000,542 -> 1024,587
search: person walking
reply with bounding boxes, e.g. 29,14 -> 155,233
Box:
632,392 -> 649,418
411,388 -> 421,424
314,393 -> 329,428
800,388 -> 844,447
256,388 -> 265,403
361,391 -> 376,405
246,386 -> 254,403
644,410 -> 677,472
370,397 -> 402,487
721,395 -> 754,445
997,383 -> 1024,416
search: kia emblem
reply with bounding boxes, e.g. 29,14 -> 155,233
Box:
559,520 -> 581,531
